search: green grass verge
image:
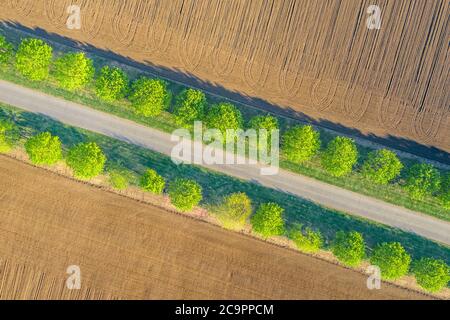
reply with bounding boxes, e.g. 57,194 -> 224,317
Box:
1,103 -> 449,268
0,25 -> 448,221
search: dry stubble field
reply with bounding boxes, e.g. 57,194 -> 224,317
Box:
0,0 -> 448,153
0,156 -> 431,299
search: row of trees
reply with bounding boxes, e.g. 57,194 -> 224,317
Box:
1,35 -> 448,208
212,190 -> 449,292
1,121 -> 448,293
19,129 -> 203,212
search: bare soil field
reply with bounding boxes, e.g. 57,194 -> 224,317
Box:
0,156 -> 431,299
0,0 -> 448,154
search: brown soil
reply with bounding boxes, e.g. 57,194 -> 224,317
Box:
0,156 -> 431,299
0,0 -> 448,154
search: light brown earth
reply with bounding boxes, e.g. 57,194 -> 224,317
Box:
0,156 -> 430,299
0,0 -> 448,154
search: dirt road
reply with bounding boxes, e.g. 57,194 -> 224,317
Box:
0,156 -> 429,299
1,80 -> 449,246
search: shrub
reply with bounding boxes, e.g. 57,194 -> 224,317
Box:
361,149 -> 403,184
66,142 -> 106,179
129,77 -> 170,117
437,173 -> 450,209
0,34 -> 14,66
214,192 -> 252,230
290,225 -> 323,253
332,231 -> 365,267
282,125 -> 320,163
404,163 -> 441,200
0,119 -> 14,153
206,102 -> 243,137
24,132 -> 62,165
168,178 -> 202,212
53,52 -> 94,90
15,38 -> 52,81
413,258 -> 450,292
173,88 -> 206,125
140,169 -> 165,195
250,202 -> 285,238
370,242 -> 411,280
95,66 -> 129,102
108,170 -> 129,190
321,137 -> 358,177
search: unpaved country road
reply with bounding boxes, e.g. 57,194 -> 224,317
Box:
0,80 -> 449,246
0,156 -> 430,299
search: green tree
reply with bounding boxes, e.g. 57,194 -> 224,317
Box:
173,88 -> 206,125
438,173 -> 450,209
370,242 -> 411,280
362,149 -> 403,184
413,258 -> 450,293
95,66 -> 129,102
0,119 -> 14,153
168,178 -> 202,212
53,52 -> 94,90
214,192 -> 252,230
108,170 -> 129,190
248,114 -> 279,149
129,77 -> 170,117
321,137 -> 358,177
0,34 -> 14,66
332,231 -> 365,267
290,225 -> 323,253
250,202 -> 285,238
282,125 -> 320,163
15,38 -> 52,81
24,132 -> 62,165
206,102 -> 243,137
140,168 -> 165,195
404,163 -> 441,200
66,142 -> 106,179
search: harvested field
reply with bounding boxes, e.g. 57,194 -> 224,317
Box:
0,156 -> 431,299
0,0 -> 448,154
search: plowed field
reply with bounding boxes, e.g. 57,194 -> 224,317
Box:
0,0 -> 448,153
0,156 -> 429,299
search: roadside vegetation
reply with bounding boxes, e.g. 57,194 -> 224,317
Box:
0,103 -> 449,294
0,31 -> 448,220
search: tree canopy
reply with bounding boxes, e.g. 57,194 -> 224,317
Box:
140,168 -> 165,195
332,231 -> 365,267
173,88 -> 206,125
214,192 -> 252,230
290,225 -> 323,253
168,178 -> 202,212
129,77 -> 170,117
413,258 -> 450,292
15,38 -> 52,81
282,125 -> 320,163
24,132 -> 62,165
361,149 -> 403,184
0,35 -> 14,66
321,136 -> 358,177
66,142 -> 106,179
438,173 -> 450,209
206,102 -> 243,137
95,66 -> 129,102
370,242 -> 411,280
404,163 -> 441,200
53,52 -> 94,90
0,119 -> 15,153
250,202 -> 285,238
